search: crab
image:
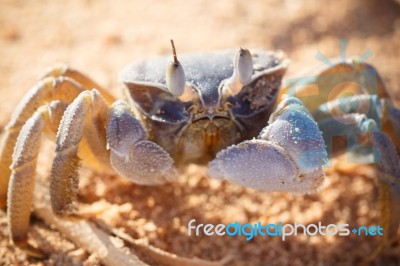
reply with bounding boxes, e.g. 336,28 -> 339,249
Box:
0,40 -> 399,264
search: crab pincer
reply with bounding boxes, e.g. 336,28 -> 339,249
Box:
209,95 -> 328,193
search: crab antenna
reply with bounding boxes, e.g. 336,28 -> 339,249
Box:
170,39 -> 178,64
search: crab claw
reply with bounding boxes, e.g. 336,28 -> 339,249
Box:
208,95 -> 327,193
261,95 -> 328,175
106,101 -> 178,185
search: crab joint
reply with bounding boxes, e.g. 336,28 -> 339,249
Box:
166,39 -> 186,97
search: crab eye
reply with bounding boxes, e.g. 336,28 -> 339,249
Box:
166,40 -> 186,97
234,47 -> 253,85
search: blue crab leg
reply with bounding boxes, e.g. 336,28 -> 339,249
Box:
208,95 -> 327,193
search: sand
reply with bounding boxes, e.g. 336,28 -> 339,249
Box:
0,0 -> 399,265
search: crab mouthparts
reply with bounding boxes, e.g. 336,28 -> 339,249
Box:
177,117 -> 243,164
203,119 -> 222,148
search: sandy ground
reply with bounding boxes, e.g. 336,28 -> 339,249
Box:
0,0 -> 399,265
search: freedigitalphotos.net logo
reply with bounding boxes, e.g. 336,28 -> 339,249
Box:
187,219 -> 384,241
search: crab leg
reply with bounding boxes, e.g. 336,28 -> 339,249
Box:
0,77 -> 87,208
312,91 -> 400,259
42,64 -> 115,103
106,100 -> 178,185
320,112 -> 400,260
0,66 -> 117,208
371,131 -> 400,242
51,90 -> 178,215
7,88 -> 177,256
387,103 -> 400,151
7,101 -> 67,256
49,89 -> 112,215
281,62 -> 389,114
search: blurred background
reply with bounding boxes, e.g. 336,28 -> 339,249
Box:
0,0 -> 399,265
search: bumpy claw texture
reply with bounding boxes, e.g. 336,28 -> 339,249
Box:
106,101 -> 147,157
107,101 -> 178,185
208,139 -> 298,184
208,139 -> 324,193
261,95 -> 327,175
209,95 -> 327,193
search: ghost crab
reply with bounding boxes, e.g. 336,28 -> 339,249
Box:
0,40 -> 399,263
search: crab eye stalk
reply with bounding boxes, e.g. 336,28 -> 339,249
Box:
234,47 -> 253,85
166,40 -> 186,97
223,47 -> 254,96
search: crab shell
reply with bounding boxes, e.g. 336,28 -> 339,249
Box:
120,50 -> 289,165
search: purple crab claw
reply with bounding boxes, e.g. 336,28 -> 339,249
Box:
208,95 -> 327,193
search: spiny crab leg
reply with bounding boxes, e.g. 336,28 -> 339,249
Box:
1,65 -> 116,209
49,89 -> 112,215
6,87 -> 227,264
51,89 -> 178,214
0,77 -> 87,208
7,101 -> 68,256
